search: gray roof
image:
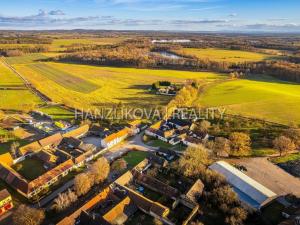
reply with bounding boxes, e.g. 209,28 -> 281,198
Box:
209,161 -> 277,209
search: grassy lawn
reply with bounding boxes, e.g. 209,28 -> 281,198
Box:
12,158 -> 46,181
272,152 -> 300,164
252,148 -> 277,157
38,105 -> 74,120
123,151 -> 148,168
0,130 -> 30,155
13,62 -> 224,110
147,139 -> 174,148
197,75 -> 300,125
176,48 -> 276,63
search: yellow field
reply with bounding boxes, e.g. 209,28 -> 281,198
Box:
176,48 -> 274,63
0,61 -> 42,111
50,37 -> 126,52
14,62 -> 224,110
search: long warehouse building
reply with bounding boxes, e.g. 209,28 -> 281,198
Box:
209,161 -> 277,210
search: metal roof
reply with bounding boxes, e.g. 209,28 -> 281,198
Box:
209,161 -> 277,209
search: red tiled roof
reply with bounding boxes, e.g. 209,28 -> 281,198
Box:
0,153 -> 13,166
19,141 -> 42,156
103,128 -> 129,144
0,163 -> 29,195
39,133 -> 63,147
57,187 -> 111,225
124,185 -> 169,217
28,159 -> 74,193
63,125 -> 89,138
103,196 -> 133,223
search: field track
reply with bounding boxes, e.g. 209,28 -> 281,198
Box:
1,57 -> 50,103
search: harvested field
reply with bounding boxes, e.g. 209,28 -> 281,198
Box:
27,63 -> 99,93
14,62 -> 224,109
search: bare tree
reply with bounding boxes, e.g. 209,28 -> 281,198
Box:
229,132 -> 251,156
199,120 -> 211,133
273,136 -> 296,156
74,173 -> 93,196
13,204 -> 45,225
177,145 -> 209,177
111,158 -> 127,172
213,137 -> 231,158
52,189 -> 78,212
284,128 -> 300,148
90,157 -> 110,184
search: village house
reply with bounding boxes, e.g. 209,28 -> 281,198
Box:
147,153 -> 168,168
0,125 -> 96,199
57,158 -> 202,225
0,189 -> 13,216
182,136 -> 203,148
167,118 -> 191,130
156,148 -> 177,161
101,127 -> 130,149
88,125 -> 108,137
145,119 -> 209,148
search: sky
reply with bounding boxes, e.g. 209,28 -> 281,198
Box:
0,0 -> 300,32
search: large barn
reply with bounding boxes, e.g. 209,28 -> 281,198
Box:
209,161 -> 277,210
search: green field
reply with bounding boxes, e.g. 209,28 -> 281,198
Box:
50,37 -> 125,52
272,152 -> 300,164
197,76 -> 300,125
14,62 -> 224,109
176,48 -> 274,63
252,148 -> 277,157
5,53 -> 50,65
0,61 -> 42,111
123,151 -> 148,168
37,105 -> 74,120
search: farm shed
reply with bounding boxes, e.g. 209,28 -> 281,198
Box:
209,161 -> 277,210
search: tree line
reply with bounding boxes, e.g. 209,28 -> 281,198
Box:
0,45 -> 50,57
